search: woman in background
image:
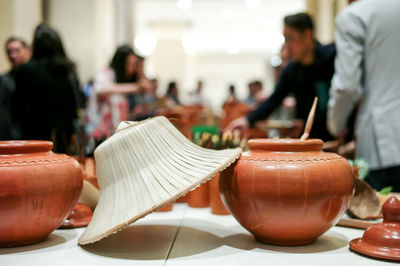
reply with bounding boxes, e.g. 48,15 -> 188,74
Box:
164,81 -> 181,106
86,45 -> 142,152
15,24 -> 80,154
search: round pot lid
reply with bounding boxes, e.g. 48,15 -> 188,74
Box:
350,196 -> 400,261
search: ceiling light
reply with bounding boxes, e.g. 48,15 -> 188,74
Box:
134,34 -> 157,56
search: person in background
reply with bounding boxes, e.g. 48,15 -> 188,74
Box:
244,81 -> 257,107
147,78 -> 159,103
252,80 -> 267,107
145,78 -> 174,113
224,84 -> 237,104
164,81 -> 180,106
272,44 -> 290,82
86,45 -> 142,151
227,13 -> 336,141
136,55 -> 146,80
327,0 -> 400,191
14,24 -> 81,154
188,80 -> 210,107
127,55 -> 153,121
0,37 -> 30,140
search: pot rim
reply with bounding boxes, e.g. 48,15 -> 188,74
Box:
0,140 -> 53,155
247,138 -> 323,152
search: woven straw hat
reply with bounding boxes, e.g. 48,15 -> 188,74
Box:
79,116 -> 241,244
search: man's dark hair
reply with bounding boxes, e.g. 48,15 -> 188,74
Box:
5,36 -> 27,50
166,81 -> 177,95
253,80 -> 262,87
284,13 -> 314,33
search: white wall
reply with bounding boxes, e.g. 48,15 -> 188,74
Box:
14,0 -> 42,43
0,0 -> 41,73
0,0 -> 15,73
47,0 -> 117,84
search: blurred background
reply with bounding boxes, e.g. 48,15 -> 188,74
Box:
0,0 -> 348,114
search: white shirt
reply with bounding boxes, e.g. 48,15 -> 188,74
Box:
328,0 -> 400,170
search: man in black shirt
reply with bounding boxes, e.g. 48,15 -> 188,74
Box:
0,37 -> 30,140
227,13 -> 335,141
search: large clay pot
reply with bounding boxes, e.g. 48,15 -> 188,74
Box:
220,139 -> 354,246
0,141 -> 83,247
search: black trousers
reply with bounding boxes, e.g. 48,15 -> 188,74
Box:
364,165 -> 400,192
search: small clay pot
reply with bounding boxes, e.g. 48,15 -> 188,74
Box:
220,139 -> 354,246
59,203 -> 92,229
157,203 -> 174,212
187,182 -> 209,208
209,173 -> 230,215
176,194 -> 188,203
0,141 -> 83,247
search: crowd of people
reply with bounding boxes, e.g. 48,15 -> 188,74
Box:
1,0 -> 399,191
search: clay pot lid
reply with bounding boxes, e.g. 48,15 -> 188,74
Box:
350,196 -> 400,261
247,138 -> 323,152
0,140 -> 53,154
59,203 -> 93,229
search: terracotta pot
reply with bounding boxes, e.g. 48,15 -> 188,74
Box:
220,139 -> 354,246
176,194 -> 188,203
83,158 -> 99,189
209,173 -> 230,215
0,141 -> 83,247
187,182 -> 209,208
59,203 -> 92,229
157,203 -> 174,212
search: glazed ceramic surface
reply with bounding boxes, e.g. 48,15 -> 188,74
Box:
0,141 -> 83,247
220,138 -> 354,246
350,196 -> 400,261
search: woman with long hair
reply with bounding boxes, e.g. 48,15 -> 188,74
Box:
15,24 -> 81,154
85,45 -> 145,152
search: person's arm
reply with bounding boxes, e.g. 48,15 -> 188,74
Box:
247,67 -> 291,126
98,83 -> 140,95
327,10 -> 365,136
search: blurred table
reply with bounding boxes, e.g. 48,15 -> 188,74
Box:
1,204 -> 395,266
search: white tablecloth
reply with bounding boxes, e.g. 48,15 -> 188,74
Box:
0,203 -> 396,266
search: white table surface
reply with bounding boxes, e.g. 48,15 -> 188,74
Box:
1,203 -> 397,266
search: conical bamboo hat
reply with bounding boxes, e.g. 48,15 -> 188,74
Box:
78,116 -> 241,244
